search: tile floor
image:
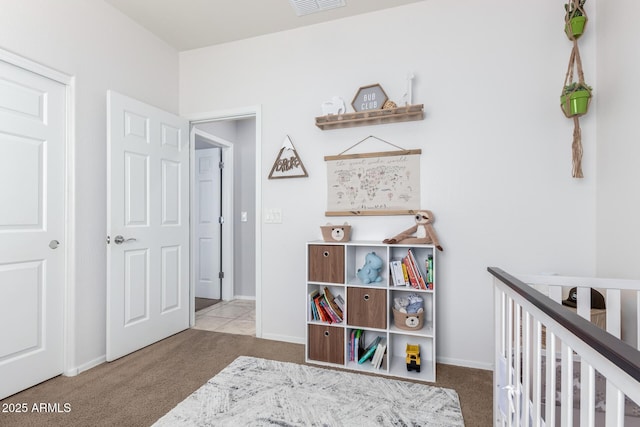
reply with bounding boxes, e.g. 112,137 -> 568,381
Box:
193,299 -> 255,336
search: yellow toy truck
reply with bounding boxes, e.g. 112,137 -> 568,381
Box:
405,344 -> 421,372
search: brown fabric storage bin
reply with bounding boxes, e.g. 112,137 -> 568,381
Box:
392,308 -> 424,331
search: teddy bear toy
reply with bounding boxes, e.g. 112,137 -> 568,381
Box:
357,252 -> 384,284
383,210 -> 443,251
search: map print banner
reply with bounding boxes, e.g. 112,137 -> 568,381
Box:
325,149 -> 421,216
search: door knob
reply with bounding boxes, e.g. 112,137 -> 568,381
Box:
49,240 -> 60,249
114,235 -> 137,245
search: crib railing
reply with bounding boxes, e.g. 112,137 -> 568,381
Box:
489,267 -> 640,427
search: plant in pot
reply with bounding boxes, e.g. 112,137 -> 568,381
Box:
565,0 -> 587,40
561,82 -> 592,117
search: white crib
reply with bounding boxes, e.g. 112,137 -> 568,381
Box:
489,268 -> 640,426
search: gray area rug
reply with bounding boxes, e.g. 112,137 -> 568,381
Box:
153,356 -> 464,426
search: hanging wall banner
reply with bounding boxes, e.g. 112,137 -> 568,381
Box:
324,149 -> 421,216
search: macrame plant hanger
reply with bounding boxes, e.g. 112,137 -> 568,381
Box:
561,0 -> 590,178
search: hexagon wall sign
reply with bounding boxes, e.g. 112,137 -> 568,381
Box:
351,84 -> 388,112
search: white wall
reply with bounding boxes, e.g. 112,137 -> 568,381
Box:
196,120 -> 237,143
0,0 -> 179,369
0,0 -> 611,372
595,0 -> 640,346
180,1 -> 598,368
595,1 -> 640,280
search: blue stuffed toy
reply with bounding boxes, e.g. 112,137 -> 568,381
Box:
357,252 -> 384,284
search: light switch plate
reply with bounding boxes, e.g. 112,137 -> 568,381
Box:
264,208 -> 282,224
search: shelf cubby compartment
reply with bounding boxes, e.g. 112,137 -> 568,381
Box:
387,333 -> 435,382
388,245 -> 436,290
345,244 -> 388,286
345,328 -> 388,374
307,284 -> 345,325
308,244 -> 345,284
308,324 -> 345,365
389,289 -> 434,337
347,286 -> 387,330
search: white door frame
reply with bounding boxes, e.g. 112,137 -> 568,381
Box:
0,48 -> 77,376
189,127 -> 235,325
187,106 -> 262,338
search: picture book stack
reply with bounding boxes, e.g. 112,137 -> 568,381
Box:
309,287 -> 344,324
348,330 -> 387,370
389,249 -> 433,290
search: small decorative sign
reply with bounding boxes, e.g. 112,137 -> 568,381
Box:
268,135 -> 308,179
351,84 -> 388,112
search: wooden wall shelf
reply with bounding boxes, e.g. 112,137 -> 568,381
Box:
315,104 -> 424,130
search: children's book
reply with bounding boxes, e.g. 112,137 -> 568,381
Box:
349,329 -> 356,361
403,257 -> 419,289
371,339 -> 387,369
354,329 -> 363,361
390,260 -> 405,287
358,336 -> 382,364
309,290 -> 319,320
323,287 -> 343,320
407,249 -> 426,290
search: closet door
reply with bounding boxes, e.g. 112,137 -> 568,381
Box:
0,59 -> 66,399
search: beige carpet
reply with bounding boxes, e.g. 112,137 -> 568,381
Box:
0,329 -> 492,426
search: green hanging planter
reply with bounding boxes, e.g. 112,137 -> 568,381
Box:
561,89 -> 591,117
565,16 -> 587,40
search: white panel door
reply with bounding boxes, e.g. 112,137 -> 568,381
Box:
195,148 -> 221,299
0,60 -> 66,399
107,91 -> 189,361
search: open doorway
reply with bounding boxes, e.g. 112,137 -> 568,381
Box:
190,116 -> 258,336
192,129 -> 229,310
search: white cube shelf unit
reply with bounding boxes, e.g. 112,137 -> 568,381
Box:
305,240 -> 437,382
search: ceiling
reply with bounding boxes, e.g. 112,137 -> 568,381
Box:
104,0 -> 426,51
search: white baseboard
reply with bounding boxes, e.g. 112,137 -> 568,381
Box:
66,355 -> 106,376
230,295 -> 256,301
436,356 -> 493,371
63,368 -> 78,377
261,333 -> 305,345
